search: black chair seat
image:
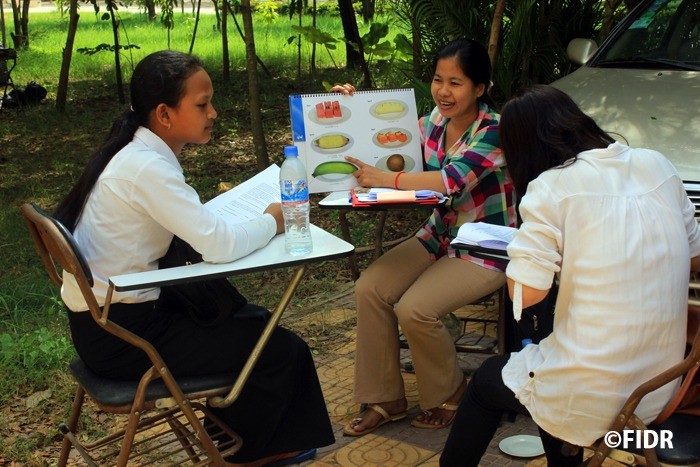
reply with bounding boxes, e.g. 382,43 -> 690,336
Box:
70,359 -> 236,408
652,413 -> 700,465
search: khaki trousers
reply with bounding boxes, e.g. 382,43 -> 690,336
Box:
354,237 -> 505,409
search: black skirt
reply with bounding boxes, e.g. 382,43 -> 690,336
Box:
67,299 -> 334,462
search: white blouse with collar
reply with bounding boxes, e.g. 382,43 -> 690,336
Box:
61,127 -> 277,311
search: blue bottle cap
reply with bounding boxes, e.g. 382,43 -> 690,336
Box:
284,145 -> 298,158
521,338 -> 533,348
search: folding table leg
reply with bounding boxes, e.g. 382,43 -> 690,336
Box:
209,265 -> 307,408
338,211 -> 360,281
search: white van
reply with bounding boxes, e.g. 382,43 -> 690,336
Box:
551,0 -> 700,215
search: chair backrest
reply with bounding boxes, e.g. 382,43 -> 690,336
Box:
21,203 -> 103,321
22,202 -> 186,380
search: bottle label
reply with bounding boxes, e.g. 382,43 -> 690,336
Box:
280,179 -> 309,203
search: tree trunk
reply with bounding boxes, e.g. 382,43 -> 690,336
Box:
108,4 -> 125,103
361,0 -> 373,22
1,0 -> 7,48
409,12 -> 422,78
239,0 -> 269,170
600,0 -> 624,40
56,0 -> 79,112
337,0 -> 371,88
20,0 -> 28,47
213,0 -> 221,31
224,0 -> 272,78
338,0 -> 360,68
188,0 -> 202,54
221,0 -> 229,81
296,0 -> 302,80
310,0 -> 317,76
9,0 -> 27,48
144,0 -> 156,20
487,0 -> 506,71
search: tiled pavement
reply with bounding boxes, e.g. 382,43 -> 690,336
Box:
283,291 -> 552,467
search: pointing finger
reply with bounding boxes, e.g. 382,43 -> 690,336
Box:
345,155 -> 364,168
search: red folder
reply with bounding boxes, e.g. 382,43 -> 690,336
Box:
349,188 -> 441,207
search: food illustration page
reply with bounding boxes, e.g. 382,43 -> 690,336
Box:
289,88 -> 423,193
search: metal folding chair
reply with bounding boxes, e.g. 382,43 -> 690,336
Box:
0,47 -> 17,111
21,203 -> 242,466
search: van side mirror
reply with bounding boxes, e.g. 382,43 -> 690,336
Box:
566,39 -> 598,65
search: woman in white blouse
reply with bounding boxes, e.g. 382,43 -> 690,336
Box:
440,85 -> 700,466
54,51 -> 333,466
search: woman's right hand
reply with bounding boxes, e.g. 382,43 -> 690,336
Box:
330,83 -> 355,96
264,202 -> 285,234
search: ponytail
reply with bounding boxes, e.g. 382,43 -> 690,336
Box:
54,109 -> 142,231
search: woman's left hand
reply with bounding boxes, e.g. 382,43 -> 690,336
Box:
264,202 -> 285,234
345,156 -> 392,188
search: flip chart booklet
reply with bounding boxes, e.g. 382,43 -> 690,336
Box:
289,88 -> 423,194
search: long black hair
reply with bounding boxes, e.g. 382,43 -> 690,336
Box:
434,38 -> 498,110
500,84 -> 615,196
54,50 -> 204,231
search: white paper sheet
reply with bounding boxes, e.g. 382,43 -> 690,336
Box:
204,164 -> 281,225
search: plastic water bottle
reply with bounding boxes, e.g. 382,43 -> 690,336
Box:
279,146 -> 313,255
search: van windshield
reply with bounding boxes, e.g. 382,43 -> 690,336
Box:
594,0 -> 700,69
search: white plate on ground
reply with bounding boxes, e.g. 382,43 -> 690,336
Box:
498,434 -> 545,458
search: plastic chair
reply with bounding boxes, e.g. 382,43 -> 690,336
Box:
21,203 -> 243,466
585,292 -> 700,467
0,47 -> 17,111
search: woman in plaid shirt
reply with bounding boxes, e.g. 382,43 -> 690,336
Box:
337,38 -> 516,436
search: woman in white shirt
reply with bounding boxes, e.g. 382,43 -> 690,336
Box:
440,85 -> 700,466
53,50 -> 333,466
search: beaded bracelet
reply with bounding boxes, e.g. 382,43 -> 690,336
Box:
394,171 -> 406,190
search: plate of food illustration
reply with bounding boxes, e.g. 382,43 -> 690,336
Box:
311,160 -> 358,182
308,100 -> 351,125
375,153 -> 415,173
311,133 -> 354,154
372,128 -> 411,149
370,100 -> 408,120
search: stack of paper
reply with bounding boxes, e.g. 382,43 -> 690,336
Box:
450,222 -> 518,251
350,188 -> 445,206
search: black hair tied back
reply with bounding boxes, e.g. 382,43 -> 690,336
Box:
54,50 -> 204,232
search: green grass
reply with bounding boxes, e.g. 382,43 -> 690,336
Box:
10,9 -> 410,89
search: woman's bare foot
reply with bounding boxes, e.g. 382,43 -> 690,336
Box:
412,378 -> 468,428
343,398 -> 408,435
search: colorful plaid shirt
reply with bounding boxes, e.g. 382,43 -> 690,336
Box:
415,103 -> 516,272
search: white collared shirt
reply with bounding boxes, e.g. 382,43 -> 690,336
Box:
504,142 -> 700,446
61,127 -> 277,311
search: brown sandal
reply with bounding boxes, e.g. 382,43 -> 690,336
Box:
343,404 -> 407,436
410,402 -> 459,429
